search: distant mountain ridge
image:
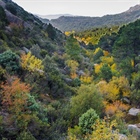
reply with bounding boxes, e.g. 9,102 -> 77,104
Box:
37,14 -> 73,20
49,5 -> 140,32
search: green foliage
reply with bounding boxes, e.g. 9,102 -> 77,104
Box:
99,63 -> 112,82
71,78 -> 81,87
113,20 -> 140,61
131,72 -> 140,105
16,130 -> 36,140
30,44 -> 42,59
27,94 -> 40,111
0,6 -> 8,28
6,3 -> 17,15
46,23 -> 56,40
65,35 -> 81,61
99,32 -> 117,52
0,50 -> 21,74
79,108 -> 99,134
70,84 -> 104,123
93,48 -> 104,62
119,58 -> 133,80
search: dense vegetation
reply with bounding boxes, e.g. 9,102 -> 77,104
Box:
0,0 -> 140,139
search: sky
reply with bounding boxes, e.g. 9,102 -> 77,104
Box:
12,0 -> 140,17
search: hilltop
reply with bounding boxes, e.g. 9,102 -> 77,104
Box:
49,4 -> 140,32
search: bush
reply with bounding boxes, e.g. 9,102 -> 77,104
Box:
0,50 -> 21,74
79,108 -> 99,134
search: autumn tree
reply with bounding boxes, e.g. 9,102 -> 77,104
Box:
1,78 -> 30,114
21,52 -> 44,74
89,119 -> 119,140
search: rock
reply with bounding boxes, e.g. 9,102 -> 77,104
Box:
128,124 -> 140,138
77,70 -> 85,76
5,10 -> 23,26
23,47 -> 30,53
119,134 -> 127,140
122,97 -> 130,104
64,78 -> 72,84
0,0 -> 6,8
128,108 -> 140,116
136,123 -> 140,128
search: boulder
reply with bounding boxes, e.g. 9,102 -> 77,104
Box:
128,124 -> 140,138
77,70 -> 85,76
128,108 -> 140,116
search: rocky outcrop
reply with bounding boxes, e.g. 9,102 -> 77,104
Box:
5,9 -> 23,26
128,108 -> 140,116
0,0 -> 6,8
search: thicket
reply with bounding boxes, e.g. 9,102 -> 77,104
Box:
0,1 -> 140,139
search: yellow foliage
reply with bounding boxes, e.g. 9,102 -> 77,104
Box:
131,59 -> 134,67
111,63 -> 116,71
85,50 -> 91,57
103,50 -> 109,56
97,76 -> 131,102
100,56 -> 114,65
89,119 -> 119,140
65,31 -> 72,36
94,63 -> 103,74
97,80 -> 119,101
21,52 -> 44,73
80,76 -> 92,84
111,76 -> 131,97
94,47 -> 102,55
66,59 -> 79,73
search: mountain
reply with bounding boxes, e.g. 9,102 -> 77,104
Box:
50,4 -> 140,32
37,14 -> 73,20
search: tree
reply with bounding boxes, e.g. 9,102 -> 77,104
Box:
99,63 -> 112,82
1,78 -> 30,114
65,35 -> 81,61
46,23 -> 56,40
5,3 -> 17,15
0,50 -> 21,74
79,108 -> 99,134
131,72 -> 140,105
70,84 -> 104,123
89,119 -> 119,140
0,6 -> 8,28
97,76 -> 131,102
21,52 -> 44,74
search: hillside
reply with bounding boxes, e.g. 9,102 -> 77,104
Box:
50,4 -> 140,32
1,0 -> 140,139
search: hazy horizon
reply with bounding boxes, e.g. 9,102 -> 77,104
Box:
12,0 -> 139,17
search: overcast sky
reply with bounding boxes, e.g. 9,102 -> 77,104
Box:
12,0 -> 139,17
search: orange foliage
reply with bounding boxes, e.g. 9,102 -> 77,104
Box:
70,72 -> 78,79
103,50 -> 109,56
105,101 -> 130,117
1,78 -> 30,113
